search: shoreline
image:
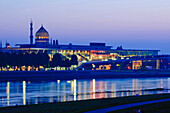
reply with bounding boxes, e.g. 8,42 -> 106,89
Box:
0,93 -> 170,113
0,70 -> 170,80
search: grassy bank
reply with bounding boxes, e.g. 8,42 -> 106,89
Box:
1,93 -> 170,113
111,101 -> 170,113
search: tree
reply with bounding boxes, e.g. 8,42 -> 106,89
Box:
61,58 -> 71,70
0,52 -> 4,71
52,53 -> 62,69
34,52 -> 40,70
42,51 -> 50,69
28,52 -> 36,71
4,52 -> 10,70
119,62 -> 126,70
70,55 -> 78,66
24,52 -> 29,70
17,53 -> 24,71
11,52 -> 17,71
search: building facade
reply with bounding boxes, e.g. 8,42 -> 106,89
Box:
1,21 -> 160,65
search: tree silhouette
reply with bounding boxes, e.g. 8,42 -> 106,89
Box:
70,55 -> 78,70
0,51 -> 49,71
17,53 -> 24,71
4,52 -> 10,70
34,52 -> 40,70
119,62 -> 126,70
52,53 -> 62,69
70,55 -> 78,66
11,52 -> 17,71
24,52 -> 29,71
0,52 -> 4,71
31,52 -> 36,71
61,58 -> 71,70
42,51 -> 50,69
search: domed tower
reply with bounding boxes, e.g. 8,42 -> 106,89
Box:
35,25 -> 49,45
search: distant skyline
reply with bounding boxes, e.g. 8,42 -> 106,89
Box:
0,0 -> 170,54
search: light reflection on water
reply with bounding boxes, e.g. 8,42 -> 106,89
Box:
0,78 -> 170,107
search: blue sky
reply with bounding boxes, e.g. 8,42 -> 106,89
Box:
0,0 -> 170,53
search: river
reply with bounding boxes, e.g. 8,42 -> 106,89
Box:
0,77 -> 170,107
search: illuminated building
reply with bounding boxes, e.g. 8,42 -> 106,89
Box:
6,42 -> 10,48
1,21 -> 161,64
35,25 -> 49,46
76,55 -> 170,70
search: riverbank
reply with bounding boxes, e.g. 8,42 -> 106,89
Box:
111,101 -> 170,113
1,70 -> 170,81
0,93 -> 170,113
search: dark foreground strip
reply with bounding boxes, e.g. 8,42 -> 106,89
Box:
84,98 -> 170,113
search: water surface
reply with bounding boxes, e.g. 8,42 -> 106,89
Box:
0,77 -> 170,107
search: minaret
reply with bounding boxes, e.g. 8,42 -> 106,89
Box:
30,20 -> 33,45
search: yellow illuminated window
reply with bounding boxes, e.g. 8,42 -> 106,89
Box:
36,40 -> 48,42
35,36 -> 49,39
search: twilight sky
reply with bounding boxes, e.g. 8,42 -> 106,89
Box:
0,0 -> 170,54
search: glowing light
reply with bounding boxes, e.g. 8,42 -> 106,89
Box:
82,60 -> 87,63
78,82 -> 81,100
57,80 -> 60,84
105,82 -> 108,98
116,64 -> 120,66
121,92 -> 124,97
67,81 -> 71,83
112,58 -> 117,60
84,81 -> 87,99
50,97 -> 53,103
111,83 -> 116,98
63,83 -> 66,102
36,40 -> 48,42
35,98 -> 38,104
156,60 -> 160,69
93,79 -> 95,99
35,36 -> 49,39
23,81 -> 26,105
73,79 -> 77,101
57,82 -> 60,102
6,82 -> 10,106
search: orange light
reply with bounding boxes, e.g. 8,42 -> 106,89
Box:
36,40 -> 48,42
35,36 -> 49,39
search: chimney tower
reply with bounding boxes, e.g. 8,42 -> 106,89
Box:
30,20 -> 33,45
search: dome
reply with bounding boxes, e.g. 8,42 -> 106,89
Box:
35,25 -> 49,37
35,25 -> 49,45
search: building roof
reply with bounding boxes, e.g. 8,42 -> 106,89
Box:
35,25 -> 49,37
